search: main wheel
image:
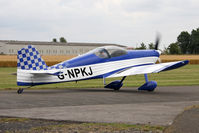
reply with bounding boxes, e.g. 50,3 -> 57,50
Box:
17,88 -> 24,94
114,87 -> 121,91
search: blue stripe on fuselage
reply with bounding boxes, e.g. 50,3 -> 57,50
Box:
62,50 -> 159,68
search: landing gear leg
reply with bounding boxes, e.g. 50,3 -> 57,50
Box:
114,76 -> 127,91
17,86 -> 32,94
120,76 -> 127,84
103,76 -> 106,85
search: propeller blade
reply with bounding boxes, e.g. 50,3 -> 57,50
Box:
155,34 -> 161,50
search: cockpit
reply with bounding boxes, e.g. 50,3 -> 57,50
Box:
91,46 -> 127,58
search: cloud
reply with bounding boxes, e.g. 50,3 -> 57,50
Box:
0,0 -> 199,49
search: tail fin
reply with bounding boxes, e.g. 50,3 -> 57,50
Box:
17,45 -> 48,70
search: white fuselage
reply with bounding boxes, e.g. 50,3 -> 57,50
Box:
17,56 -> 158,85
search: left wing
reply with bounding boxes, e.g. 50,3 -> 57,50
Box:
107,60 -> 189,78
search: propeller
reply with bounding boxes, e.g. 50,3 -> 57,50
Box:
154,34 -> 161,50
154,34 -> 162,63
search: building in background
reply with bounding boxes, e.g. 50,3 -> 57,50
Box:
0,40 -> 126,55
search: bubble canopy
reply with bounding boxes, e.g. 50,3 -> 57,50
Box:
89,46 -> 127,58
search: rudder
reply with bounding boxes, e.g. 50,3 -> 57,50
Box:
17,45 -> 48,70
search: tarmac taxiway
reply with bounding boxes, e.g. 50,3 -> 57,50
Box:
0,86 -> 199,125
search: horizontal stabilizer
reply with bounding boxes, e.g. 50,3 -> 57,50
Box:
28,70 -> 63,76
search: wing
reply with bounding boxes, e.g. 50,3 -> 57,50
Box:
107,60 -> 189,78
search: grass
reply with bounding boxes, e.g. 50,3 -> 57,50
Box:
81,123 -> 165,131
31,122 -> 165,132
0,116 -> 165,133
0,117 -> 29,122
184,105 -> 199,111
0,65 -> 199,90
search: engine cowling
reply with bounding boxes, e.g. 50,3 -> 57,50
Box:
138,81 -> 157,91
104,80 -> 123,90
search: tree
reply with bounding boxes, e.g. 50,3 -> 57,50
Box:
168,42 -> 181,54
162,46 -> 169,55
148,43 -> 155,49
136,42 -> 146,50
59,37 -> 67,43
177,31 -> 190,54
52,38 -> 57,42
176,27 -> 199,54
190,28 -> 199,54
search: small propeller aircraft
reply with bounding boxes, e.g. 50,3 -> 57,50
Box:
16,37 -> 189,94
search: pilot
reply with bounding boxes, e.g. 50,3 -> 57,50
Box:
99,49 -> 108,58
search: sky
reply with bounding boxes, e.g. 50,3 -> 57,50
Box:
0,0 -> 199,49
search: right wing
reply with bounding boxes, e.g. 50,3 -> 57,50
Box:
107,60 -> 189,78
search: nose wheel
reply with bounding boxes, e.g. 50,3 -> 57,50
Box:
17,88 -> 24,94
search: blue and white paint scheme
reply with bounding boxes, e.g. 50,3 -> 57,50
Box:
16,45 -> 189,94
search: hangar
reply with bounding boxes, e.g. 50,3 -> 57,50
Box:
0,40 -> 126,55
